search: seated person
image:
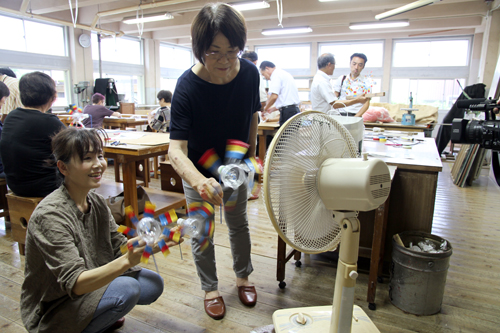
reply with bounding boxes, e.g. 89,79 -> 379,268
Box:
20,127 -> 181,333
0,71 -> 65,197
82,93 -> 121,128
149,90 -> 172,132
0,81 -> 9,178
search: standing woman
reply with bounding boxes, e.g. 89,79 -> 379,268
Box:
168,3 -> 260,320
20,128 -> 178,333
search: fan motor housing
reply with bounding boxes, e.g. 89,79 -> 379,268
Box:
317,158 -> 391,211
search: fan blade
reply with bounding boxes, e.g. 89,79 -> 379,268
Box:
117,225 -> 137,237
140,245 -> 153,264
120,239 -> 139,254
125,206 -> 140,226
143,201 -> 156,218
159,209 -> 178,226
225,139 -> 250,165
158,238 -> 170,257
198,148 -> 222,177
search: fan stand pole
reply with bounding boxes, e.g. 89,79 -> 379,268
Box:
331,216 -> 361,333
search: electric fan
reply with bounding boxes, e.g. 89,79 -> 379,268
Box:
263,111 -> 391,333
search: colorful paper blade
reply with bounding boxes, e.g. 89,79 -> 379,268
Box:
198,148 -> 222,177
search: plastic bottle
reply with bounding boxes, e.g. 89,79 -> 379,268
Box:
218,164 -> 246,190
177,216 -> 204,239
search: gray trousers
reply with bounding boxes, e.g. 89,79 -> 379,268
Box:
182,180 -> 253,291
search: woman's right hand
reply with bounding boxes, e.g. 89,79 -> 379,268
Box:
194,177 -> 223,206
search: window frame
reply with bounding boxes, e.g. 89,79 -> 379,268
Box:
255,43 -> 312,76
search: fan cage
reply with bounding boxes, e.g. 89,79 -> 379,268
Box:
263,112 -> 359,254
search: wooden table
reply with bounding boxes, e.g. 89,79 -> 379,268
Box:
257,122 -> 280,161
275,136 -> 442,310
257,122 -> 280,182
57,114 -> 148,129
102,131 -> 183,228
364,122 -> 431,133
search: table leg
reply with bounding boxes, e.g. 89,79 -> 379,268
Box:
122,160 -> 139,229
114,161 -> 121,182
277,237 -> 287,289
258,133 -> 266,183
367,196 -> 390,310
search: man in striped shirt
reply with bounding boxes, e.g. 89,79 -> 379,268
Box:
0,68 -> 23,122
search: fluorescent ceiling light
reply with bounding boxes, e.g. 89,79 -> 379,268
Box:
375,0 -> 441,20
318,0 -> 339,2
230,1 -> 270,11
262,26 -> 313,36
123,13 -> 174,24
350,20 -> 409,30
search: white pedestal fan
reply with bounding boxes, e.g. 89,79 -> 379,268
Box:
262,111 -> 391,333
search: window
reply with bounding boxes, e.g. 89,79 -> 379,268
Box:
390,37 -> 472,108
319,42 -> 384,68
0,14 -> 66,56
93,73 -> 143,104
159,43 -> 193,93
91,34 -> 142,65
256,44 -> 311,75
9,68 -> 70,107
391,78 -> 466,110
393,39 -> 469,67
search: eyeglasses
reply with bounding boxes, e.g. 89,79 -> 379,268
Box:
205,50 -> 242,60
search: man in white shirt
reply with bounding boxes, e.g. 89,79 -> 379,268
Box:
333,53 -> 371,117
241,51 -> 267,111
259,61 -> 300,125
311,53 -> 369,114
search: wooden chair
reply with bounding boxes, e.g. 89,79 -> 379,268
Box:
6,193 -> 44,255
0,178 -> 9,220
160,161 -> 184,193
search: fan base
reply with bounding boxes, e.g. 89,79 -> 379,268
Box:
272,305 -> 379,333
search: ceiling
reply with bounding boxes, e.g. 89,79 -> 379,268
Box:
0,0 -> 496,46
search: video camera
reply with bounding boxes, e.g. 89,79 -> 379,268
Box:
451,98 -> 499,151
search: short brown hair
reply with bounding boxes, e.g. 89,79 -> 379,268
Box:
52,127 -> 103,165
191,3 -> 247,65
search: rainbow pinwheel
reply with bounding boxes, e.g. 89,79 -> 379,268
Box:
67,104 -> 88,128
198,139 -> 263,213
117,202 -> 182,265
180,202 -> 216,252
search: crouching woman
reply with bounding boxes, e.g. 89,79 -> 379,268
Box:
20,127 -> 178,333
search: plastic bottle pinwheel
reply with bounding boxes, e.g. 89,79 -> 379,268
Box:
117,202 -> 182,272
177,202 -> 216,252
67,104 -> 89,128
198,139 -> 263,212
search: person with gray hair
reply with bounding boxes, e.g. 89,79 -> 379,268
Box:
311,53 -> 370,114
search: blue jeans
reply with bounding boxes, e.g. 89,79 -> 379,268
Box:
82,268 -> 163,333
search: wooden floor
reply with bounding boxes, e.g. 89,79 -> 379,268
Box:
1,161 -> 500,333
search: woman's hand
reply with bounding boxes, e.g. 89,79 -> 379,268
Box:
194,177 -> 223,206
124,237 -> 146,267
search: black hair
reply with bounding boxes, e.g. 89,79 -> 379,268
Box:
52,127 -> 104,165
191,3 -> 247,65
318,53 -> 335,69
259,61 -> 276,71
0,81 -> 10,100
0,68 -> 16,78
19,71 -> 57,108
241,51 -> 258,62
350,53 -> 368,64
157,90 -> 173,103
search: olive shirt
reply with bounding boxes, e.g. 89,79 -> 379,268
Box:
20,185 -> 140,333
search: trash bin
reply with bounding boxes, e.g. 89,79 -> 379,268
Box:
389,231 -> 452,315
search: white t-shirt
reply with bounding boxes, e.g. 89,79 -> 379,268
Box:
310,70 -> 337,113
333,74 -> 372,115
259,76 -> 268,103
268,68 -> 300,109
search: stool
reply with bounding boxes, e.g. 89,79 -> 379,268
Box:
6,193 -> 44,255
0,179 -> 9,220
160,161 -> 184,193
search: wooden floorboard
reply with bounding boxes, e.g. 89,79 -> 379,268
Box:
1,161 -> 500,332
